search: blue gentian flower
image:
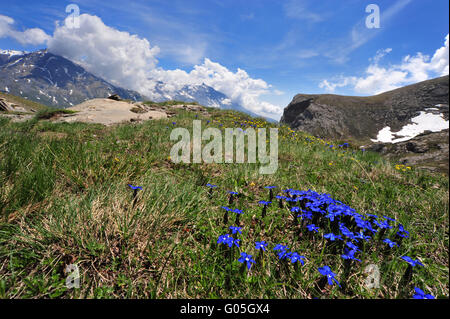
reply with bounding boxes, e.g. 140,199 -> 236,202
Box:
238,252 -> 256,270
412,287 -> 435,299
374,220 -> 393,229
397,224 -> 410,238
383,238 -> 398,248
287,252 -> 306,265
367,226 -> 378,235
217,234 -> 240,248
291,207 -> 301,213
128,184 -> 142,190
221,206 -> 232,212
355,217 -> 368,229
300,211 -> 313,220
306,224 -> 319,233
324,233 -> 343,241
233,208 -> 244,215
206,183 -> 217,188
258,201 -> 272,206
383,215 -> 396,223
354,232 -> 371,241
229,226 -> 242,235
273,244 -> 289,259
265,186 -> 277,189
346,241 -> 359,251
396,231 -> 409,238
225,236 -> 239,248
339,224 -> 355,240
217,234 -> 230,245
228,191 -> 239,195
255,241 -> 268,251
341,249 -> 361,262
401,256 -> 424,267
318,266 -> 341,287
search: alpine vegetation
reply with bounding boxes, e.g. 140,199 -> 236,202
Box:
0,104 -> 447,299
170,120 -> 278,174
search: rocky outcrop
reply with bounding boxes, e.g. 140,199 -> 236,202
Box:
280,75 -> 449,173
280,75 -> 449,142
0,97 -> 28,113
367,129 -> 449,173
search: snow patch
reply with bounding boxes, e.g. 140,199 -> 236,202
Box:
0,49 -> 26,57
371,111 -> 449,143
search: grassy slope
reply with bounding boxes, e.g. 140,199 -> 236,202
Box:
0,107 -> 448,299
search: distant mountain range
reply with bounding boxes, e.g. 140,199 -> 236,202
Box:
0,49 -> 143,107
0,49 -> 263,119
149,81 -> 266,119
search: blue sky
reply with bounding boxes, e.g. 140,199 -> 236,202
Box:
0,0 -> 448,119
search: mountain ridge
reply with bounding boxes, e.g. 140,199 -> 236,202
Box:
280,75 -> 449,172
0,49 -> 144,107
280,75 -> 449,142
0,49 -> 267,120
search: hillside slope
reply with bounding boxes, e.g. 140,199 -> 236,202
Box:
280,76 -> 449,172
280,76 -> 449,142
0,104 -> 448,299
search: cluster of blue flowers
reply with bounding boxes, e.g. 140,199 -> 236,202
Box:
217,234 -> 240,248
207,183 -> 434,298
221,206 -> 244,215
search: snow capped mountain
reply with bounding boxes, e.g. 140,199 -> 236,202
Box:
148,81 -> 266,119
0,48 -> 272,120
151,82 -> 231,108
0,49 -> 143,107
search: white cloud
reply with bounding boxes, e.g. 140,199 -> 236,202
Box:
47,14 -> 160,92
0,14 -> 50,45
0,13 -> 281,118
42,14 -> 282,119
319,77 -> 357,93
430,33 -> 449,76
149,59 -> 283,117
319,34 -> 449,95
283,0 -> 324,22
371,48 -> 393,64
273,89 -> 285,96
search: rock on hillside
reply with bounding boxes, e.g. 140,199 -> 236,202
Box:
367,129 -> 449,173
54,98 -> 169,126
280,75 -> 449,173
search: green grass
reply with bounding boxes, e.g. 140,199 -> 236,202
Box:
0,107 -> 448,299
143,100 -> 200,107
34,109 -> 78,120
